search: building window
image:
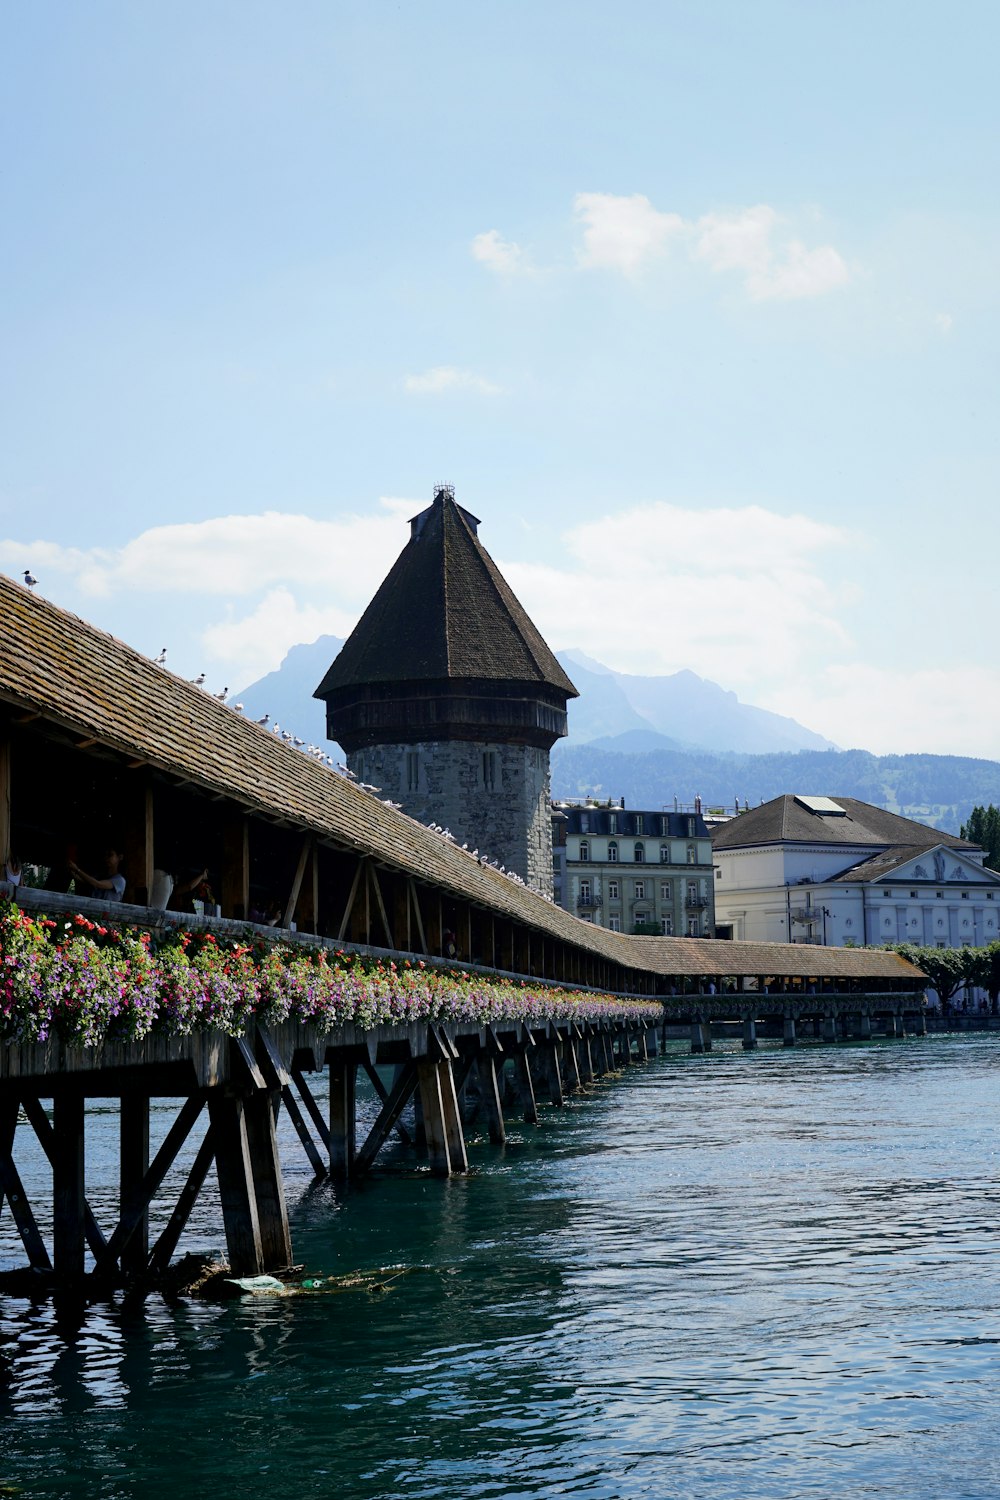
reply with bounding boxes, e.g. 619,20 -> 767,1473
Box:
635,911 -> 649,925
608,879 -> 619,900
687,917 -> 699,936
687,818 -> 696,837
634,843 -> 645,863
580,814 -> 590,833
660,881 -> 672,901
936,891 -> 943,898
909,890 -> 917,898
609,814 -> 617,834
482,751 -> 497,791
884,890 -> 892,898
686,843 -> 696,864
579,840 -> 590,862
635,815 -> 644,835
988,893 -> 994,900
687,881 -> 698,903
579,880 -> 591,904
660,844 -> 670,863
634,881 -> 646,901
961,891 -> 969,899
609,914 -> 621,932
608,841 -> 618,863
661,915 -> 673,935
406,751 -> 420,792
661,816 -> 670,837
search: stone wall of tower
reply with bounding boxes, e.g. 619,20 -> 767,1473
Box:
348,739 -> 554,899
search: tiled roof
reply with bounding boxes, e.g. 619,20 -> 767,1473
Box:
314,493 -> 578,698
712,795 -> 974,853
0,574 -> 922,986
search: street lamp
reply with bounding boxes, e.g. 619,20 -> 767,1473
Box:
821,906 -> 832,945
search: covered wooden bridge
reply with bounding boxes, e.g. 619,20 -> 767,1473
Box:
0,577 -> 926,1286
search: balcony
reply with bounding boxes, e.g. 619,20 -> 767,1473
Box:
577,895 -> 602,910
685,896 -> 709,910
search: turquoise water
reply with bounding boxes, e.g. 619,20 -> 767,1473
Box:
3,1035 -> 1000,1499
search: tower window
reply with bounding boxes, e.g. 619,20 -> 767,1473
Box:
406,751 -> 420,793
482,751 -> 497,790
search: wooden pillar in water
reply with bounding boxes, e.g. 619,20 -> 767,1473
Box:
783,1013 -> 797,1047
515,1049 -> 539,1123
578,1032 -> 594,1083
244,1090 -> 292,1270
438,1060 -> 468,1172
478,1055 -> 506,1145
822,1013 -> 838,1043
416,1061 -> 453,1175
858,1010 -> 872,1039
563,1034 -> 581,1092
545,1042 -> 565,1106
328,1057 -> 357,1178
52,1093 -> 86,1279
742,1016 -> 758,1051
119,1094 -> 149,1277
208,1093 -> 264,1276
884,1012 -> 898,1037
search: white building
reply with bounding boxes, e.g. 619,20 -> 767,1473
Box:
712,794 -> 1000,950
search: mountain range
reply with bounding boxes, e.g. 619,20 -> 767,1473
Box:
236,637 -> 1000,834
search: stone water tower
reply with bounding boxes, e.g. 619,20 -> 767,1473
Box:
314,486 -> 577,897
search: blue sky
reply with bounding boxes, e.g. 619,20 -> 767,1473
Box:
2,1 -> 998,755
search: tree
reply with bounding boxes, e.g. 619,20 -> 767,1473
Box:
960,805 -> 1000,870
892,943 -> 970,1009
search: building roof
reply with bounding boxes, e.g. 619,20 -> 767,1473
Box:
0,574 -> 923,987
711,794 -> 974,853
315,490 -> 578,699
829,843 -> 1000,884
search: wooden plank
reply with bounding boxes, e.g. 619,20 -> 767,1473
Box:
280,1085 -> 326,1178
222,814 -> 249,921
148,1128 -> 215,1274
290,1067 -> 332,1151
52,1093 -> 86,1278
354,1062 -> 419,1176
516,1050 -> 539,1124
124,777 -> 154,905
0,1097 -> 52,1271
328,1058 -> 357,1178
283,834 -> 312,930
208,1094 -> 264,1276
244,1090 -> 293,1271
360,1058 -> 412,1146
479,1055 -> 506,1146
438,1059 -> 468,1173
94,1093 -> 205,1276
416,1060 -> 452,1176
337,859 -> 364,941
20,1095 -> 107,1257
119,1094 -> 150,1276
368,865 -> 394,949
409,879 -> 428,954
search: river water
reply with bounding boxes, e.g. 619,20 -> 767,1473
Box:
2,1033 -> 1000,1499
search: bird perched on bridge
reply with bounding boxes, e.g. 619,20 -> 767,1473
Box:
22,570 -> 36,589
232,702 -> 244,713
255,713 -> 269,726
153,647 -> 167,665
214,686 -> 228,702
191,673 -> 205,686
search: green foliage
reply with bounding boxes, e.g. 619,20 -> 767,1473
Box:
889,943 -> 973,1004
959,805 -> 1000,869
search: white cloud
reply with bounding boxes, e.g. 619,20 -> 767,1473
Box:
471,229 -> 527,275
693,205 -> 849,300
935,312 -> 954,334
403,366 -> 502,396
764,664 -> 1000,758
501,501 -> 853,690
574,191 -> 684,274
201,588 -> 355,686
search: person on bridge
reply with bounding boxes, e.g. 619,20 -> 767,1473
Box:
68,848 -> 126,902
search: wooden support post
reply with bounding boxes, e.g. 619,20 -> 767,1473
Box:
222,815 -> 250,921
368,865 -> 394,948
578,1033 -> 594,1083
783,1013 -> 797,1047
360,1058 -> 413,1146
544,1043 -> 565,1106
438,1060 -> 468,1173
123,777 -> 154,906
416,1060 -> 452,1175
328,1057 -> 357,1179
243,1090 -> 293,1271
354,1063 -> 419,1176
858,1010 -> 872,1040
0,1096 -> 51,1271
409,879 -> 428,954
822,1013 -> 838,1043
290,1067 -> 332,1153
690,1019 -> 705,1055
52,1093 -> 86,1279
515,1050 -> 539,1124
478,1056 -> 506,1145
884,1011 -> 898,1037
337,860 -> 365,941
119,1094 -> 150,1276
283,834 -> 312,930
281,1086 -> 326,1178
742,1016 -> 758,1052
208,1093 -> 264,1276
563,1035 -> 581,1092
148,1129 -> 215,1275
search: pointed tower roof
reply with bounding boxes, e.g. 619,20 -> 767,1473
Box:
315,488 -> 577,699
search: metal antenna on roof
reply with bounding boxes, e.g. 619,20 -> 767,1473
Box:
433,483 -> 455,502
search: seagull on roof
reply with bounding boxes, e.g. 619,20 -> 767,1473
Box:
214,687 -> 228,702
191,673 -> 205,686
154,647 -> 167,665
22,570 -> 36,589
255,713 -> 269,726
233,702 -> 244,713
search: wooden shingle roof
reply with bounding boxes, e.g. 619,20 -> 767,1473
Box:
314,492 -> 578,698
